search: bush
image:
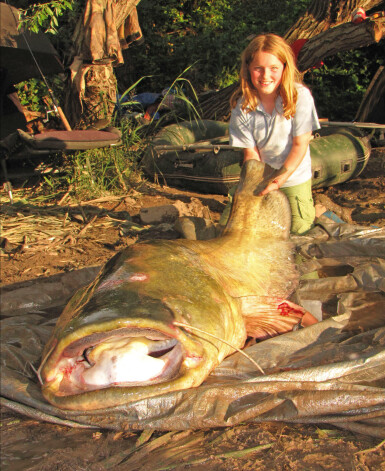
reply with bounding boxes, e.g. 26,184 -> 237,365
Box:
306,43 -> 385,121
118,0 -> 384,122
14,0 -> 385,126
116,0 -> 309,93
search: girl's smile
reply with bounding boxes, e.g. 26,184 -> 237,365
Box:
248,51 -> 284,98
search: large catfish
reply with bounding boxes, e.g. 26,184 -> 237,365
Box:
40,160 -> 302,410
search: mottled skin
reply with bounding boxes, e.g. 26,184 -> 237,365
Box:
40,160 -> 298,410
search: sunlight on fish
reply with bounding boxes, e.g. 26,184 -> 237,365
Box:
39,160 -> 309,411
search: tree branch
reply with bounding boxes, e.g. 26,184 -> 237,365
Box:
297,17 -> 385,71
285,0 -> 384,42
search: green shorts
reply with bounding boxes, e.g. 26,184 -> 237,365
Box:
280,179 -> 315,235
219,179 -> 315,235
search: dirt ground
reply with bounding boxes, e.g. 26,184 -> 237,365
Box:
1,147 -> 385,470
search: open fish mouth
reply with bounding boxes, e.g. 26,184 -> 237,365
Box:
43,328 -> 185,395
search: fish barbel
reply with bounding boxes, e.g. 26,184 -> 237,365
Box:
39,160 -> 300,410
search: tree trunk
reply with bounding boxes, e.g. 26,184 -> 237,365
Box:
64,61 -> 118,130
355,65 -> 385,123
296,16 -> 385,70
64,0 -> 142,129
199,0 -> 385,121
198,87 -> 236,122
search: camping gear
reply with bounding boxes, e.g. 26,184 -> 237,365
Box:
0,127 -> 122,203
0,1 -> 70,140
0,128 -> 122,159
0,3 -> 63,85
0,5 -> 123,200
141,120 -> 372,195
0,3 -> 70,132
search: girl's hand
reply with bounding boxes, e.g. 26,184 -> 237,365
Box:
259,172 -> 288,195
259,179 -> 281,195
260,132 -> 312,195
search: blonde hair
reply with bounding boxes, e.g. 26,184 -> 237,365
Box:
230,34 -> 302,119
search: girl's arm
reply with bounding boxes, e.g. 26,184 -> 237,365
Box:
243,146 -> 261,162
259,131 -> 312,195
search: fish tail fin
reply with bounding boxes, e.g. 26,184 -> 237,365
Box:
235,158 -> 283,195
224,160 -> 291,240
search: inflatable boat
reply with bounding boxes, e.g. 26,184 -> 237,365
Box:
141,120 -> 372,195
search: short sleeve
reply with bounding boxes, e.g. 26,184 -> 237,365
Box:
229,102 -> 256,148
293,85 -> 320,137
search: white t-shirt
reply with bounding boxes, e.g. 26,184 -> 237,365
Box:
229,84 -> 320,187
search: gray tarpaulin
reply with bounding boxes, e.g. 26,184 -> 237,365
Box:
1,217 -> 384,437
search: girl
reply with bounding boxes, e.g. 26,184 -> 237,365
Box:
224,33 -> 324,235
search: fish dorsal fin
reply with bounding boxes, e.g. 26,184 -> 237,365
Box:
223,160 -> 291,241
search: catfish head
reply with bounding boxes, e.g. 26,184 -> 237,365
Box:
39,239 -> 246,410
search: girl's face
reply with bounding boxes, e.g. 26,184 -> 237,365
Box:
248,51 -> 284,98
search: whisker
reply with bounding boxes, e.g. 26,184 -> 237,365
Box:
174,321 -> 265,375
29,362 -> 43,385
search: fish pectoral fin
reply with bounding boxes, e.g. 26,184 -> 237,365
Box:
238,296 -> 317,341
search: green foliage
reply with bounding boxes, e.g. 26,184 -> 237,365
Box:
18,0 -> 73,35
11,0 -> 385,129
39,119 -> 145,201
14,0 -> 82,62
117,0 -> 311,93
15,76 -> 65,114
117,0 -> 383,121
12,0 -> 80,119
15,78 -> 48,113
305,43 -> 385,121
69,143 -> 140,200
36,70 -> 202,200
